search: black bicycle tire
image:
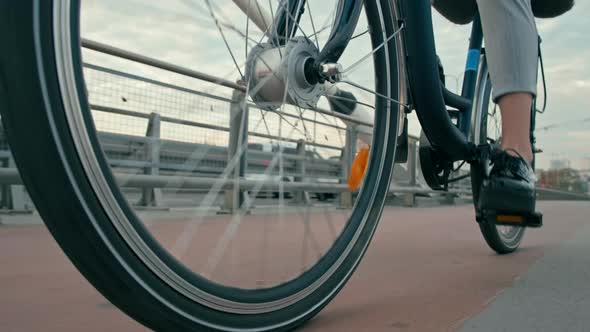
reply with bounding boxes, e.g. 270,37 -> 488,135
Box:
0,0 -> 402,330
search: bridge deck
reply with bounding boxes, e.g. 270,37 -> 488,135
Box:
0,201 -> 588,331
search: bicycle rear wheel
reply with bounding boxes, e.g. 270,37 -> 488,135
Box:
470,57 -> 526,254
0,0 -> 405,330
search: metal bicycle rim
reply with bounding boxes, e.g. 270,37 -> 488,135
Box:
50,0 -> 406,318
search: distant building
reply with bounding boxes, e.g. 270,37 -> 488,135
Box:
583,172 -> 590,194
550,159 -> 571,170
578,158 -> 590,171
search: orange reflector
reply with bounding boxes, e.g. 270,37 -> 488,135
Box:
348,147 -> 370,191
496,215 -> 525,223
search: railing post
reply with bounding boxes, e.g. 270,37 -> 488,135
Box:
0,156 -> 30,212
139,112 -> 162,207
339,127 -> 356,208
440,192 -> 457,205
293,139 -> 310,204
0,156 -> 10,209
403,139 -> 418,207
222,90 -> 248,213
408,139 -> 417,187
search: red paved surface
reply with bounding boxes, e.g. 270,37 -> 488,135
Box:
0,201 -> 588,331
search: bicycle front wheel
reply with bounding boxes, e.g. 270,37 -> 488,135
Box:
0,0 -> 405,330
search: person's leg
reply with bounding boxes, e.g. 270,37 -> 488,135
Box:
475,0 -> 539,214
498,93 -> 533,163
476,0 -> 538,164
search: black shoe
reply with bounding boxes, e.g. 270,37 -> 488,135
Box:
478,149 -> 536,214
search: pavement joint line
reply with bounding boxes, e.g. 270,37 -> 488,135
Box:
455,293 -> 500,329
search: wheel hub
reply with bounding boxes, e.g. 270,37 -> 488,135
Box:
245,37 -> 325,110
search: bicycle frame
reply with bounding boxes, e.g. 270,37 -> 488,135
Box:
235,0 -> 486,162
399,0 -> 481,161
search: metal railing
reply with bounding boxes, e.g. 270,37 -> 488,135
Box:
0,39 -> 471,212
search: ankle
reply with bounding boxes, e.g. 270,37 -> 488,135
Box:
500,144 -> 533,165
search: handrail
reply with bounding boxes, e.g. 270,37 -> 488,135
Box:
91,104 -> 343,151
82,39 -> 246,92
81,39 -> 373,128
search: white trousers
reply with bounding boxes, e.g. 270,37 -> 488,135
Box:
476,0 -> 539,101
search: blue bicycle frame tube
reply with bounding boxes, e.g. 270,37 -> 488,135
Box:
458,13 -> 483,136
401,0 -> 475,161
316,0 -> 364,65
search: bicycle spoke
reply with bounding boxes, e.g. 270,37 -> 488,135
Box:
204,0 -> 245,79
308,4 -> 337,39
245,0 -> 252,59
243,0 -> 275,57
203,44 -> 297,275
170,115 -> 274,258
300,206 -> 312,272
325,93 -> 375,110
306,1 -> 321,50
222,22 -> 259,46
266,0 -> 283,58
295,105 -> 311,141
259,110 -> 273,142
171,114 -> 315,258
259,213 -> 269,288
323,207 -> 338,242
350,28 -> 369,41
277,17 -> 291,226
171,72 -> 279,256
308,24 -> 331,39
201,16 -> 278,98
299,194 -> 332,273
313,110 -> 318,149
203,122 -> 304,276
343,23 -> 404,75
340,79 -> 408,109
206,1 -> 266,38
283,0 -> 310,40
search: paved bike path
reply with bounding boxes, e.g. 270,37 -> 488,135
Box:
459,210 -> 590,332
303,201 -> 589,331
0,201 -> 588,331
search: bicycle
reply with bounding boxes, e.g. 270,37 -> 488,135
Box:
0,0 -> 548,330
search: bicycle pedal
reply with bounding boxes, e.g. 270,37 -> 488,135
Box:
483,210 -> 543,228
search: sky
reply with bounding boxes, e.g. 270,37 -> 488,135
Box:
429,2 -> 590,170
80,0 -> 589,170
